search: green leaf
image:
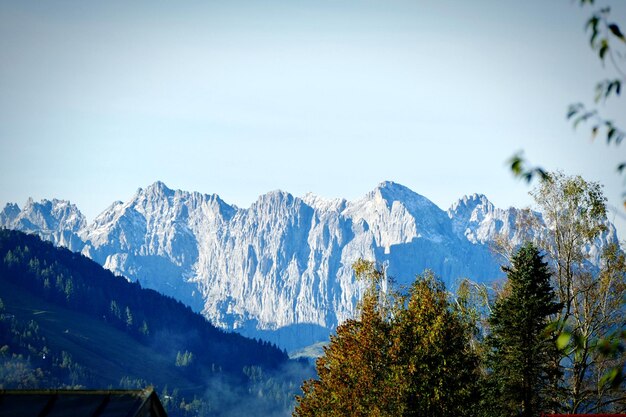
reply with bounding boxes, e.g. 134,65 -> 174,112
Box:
595,81 -> 607,102
566,104 -> 581,120
600,367 -> 623,389
586,16 -> 596,30
536,168 -> 548,181
609,23 -> 626,41
573,112 -> 594,129
599,39 -> 609,61
606,81 -> 615,98
573,332 -> 586,351
523,173 -> 532,183
556,332 -> 572,350
601,80 -> 622,100
608,127 -> 616,143
509,154 -> 523,175
596,338 -> 614,356
590,29 -> 599,46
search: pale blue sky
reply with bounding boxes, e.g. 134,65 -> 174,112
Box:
1,0 -> 625,236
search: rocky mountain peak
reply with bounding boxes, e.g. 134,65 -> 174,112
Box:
2,198 -> 86,233
2,181 -> 618,352
0,203 -> 21,225
375,180 -> 418,199
449,193 -> 493,214
134,180 -> 175,204
147,180 -> 173,194
302,193 -> 347,213
448,194 -> 496,228
256,189 -> 295,204
247,191 -> 309,224
370,181 -> 448,221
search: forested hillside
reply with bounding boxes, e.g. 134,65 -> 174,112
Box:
0,229 -> 313,417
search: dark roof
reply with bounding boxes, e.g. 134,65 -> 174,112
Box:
0,387 -> 168,417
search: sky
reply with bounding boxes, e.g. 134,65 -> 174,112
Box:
1,0 -> 625,237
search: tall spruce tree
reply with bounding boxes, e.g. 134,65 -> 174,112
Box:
483,242 -> 562,417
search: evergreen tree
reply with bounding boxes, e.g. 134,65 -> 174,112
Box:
110,300 -> 121,320
125,306 -> 133,328
483,243 -> 562,417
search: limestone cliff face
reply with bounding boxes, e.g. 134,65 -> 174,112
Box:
0,198 -> 86,252
2,181 -> 617,351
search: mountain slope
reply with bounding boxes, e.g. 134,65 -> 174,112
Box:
1,181 -> 618,351
0,229 -> 311,417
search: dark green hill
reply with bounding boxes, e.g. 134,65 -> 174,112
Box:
0,229 -> 313,417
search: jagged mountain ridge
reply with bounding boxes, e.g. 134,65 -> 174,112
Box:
1,181 -> 618,351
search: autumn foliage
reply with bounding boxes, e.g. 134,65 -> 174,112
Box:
293,260 -> 479,417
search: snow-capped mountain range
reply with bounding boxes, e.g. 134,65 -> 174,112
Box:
1,181 -> 618,351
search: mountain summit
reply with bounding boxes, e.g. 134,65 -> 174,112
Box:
1,182 -> 618,351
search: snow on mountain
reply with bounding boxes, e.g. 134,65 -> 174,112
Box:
1,181 -> 617,352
